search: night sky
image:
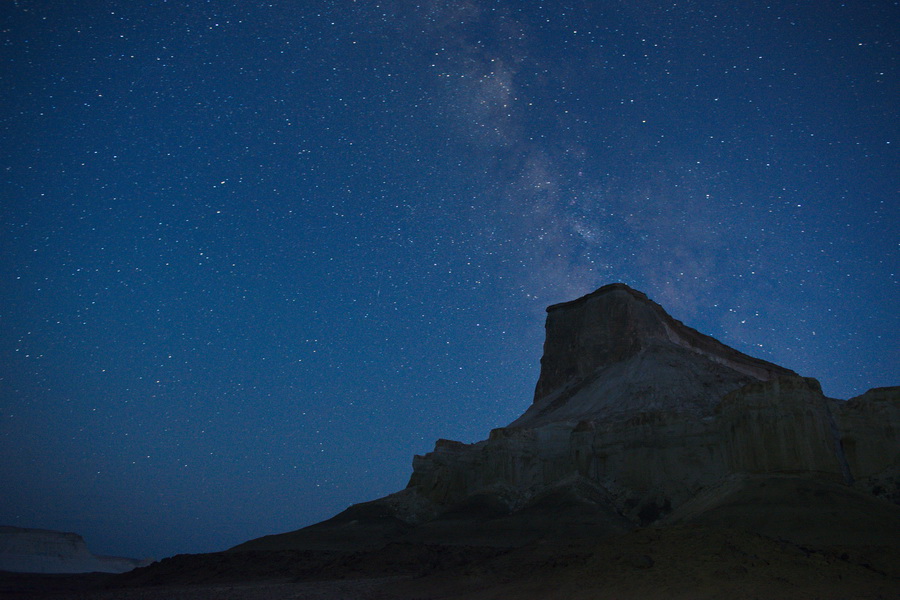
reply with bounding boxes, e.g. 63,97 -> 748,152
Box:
1,1 -> 896,560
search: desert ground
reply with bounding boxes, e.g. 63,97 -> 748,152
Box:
2,525 -> 897,599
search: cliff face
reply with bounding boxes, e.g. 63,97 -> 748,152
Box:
515,283 -> 795,428
835,386 -> 900,501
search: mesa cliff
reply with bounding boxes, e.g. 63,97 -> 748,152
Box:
102,284 -> 899,599
236,283 -> 899,552
0,527 -> 147,574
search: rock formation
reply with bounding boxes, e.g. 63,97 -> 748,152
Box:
522,283 -> 794,426
0,526 -> 147,574
236,283 -> 899,552
9,284 -> 897,598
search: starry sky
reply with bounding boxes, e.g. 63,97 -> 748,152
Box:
1,1 -> 896,561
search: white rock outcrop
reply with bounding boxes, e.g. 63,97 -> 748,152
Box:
0,526 -> 147,574
406,284 -> 899,525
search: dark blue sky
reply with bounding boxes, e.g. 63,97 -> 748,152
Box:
1,1 -> 896,560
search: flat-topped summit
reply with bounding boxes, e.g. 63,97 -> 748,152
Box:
544,282 -> 648,311
0,526 -> 147,574
516,283 -> 796,427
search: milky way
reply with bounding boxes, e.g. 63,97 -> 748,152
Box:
1,1 -> 896,559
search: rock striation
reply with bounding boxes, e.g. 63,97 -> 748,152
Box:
522,283 -> 795,426
0,526 -> 147,574
236,283 -> 899,552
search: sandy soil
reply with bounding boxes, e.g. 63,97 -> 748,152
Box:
387,525 -> 900,600
0,575 -> 405,600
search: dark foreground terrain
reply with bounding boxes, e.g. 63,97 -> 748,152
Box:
2,525 -> 897,600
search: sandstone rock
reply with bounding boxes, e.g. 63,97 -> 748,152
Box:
402,284 -> 899,537
716,376 -> 849,481
835,386 -> 900,502
514,283 -> 796,428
